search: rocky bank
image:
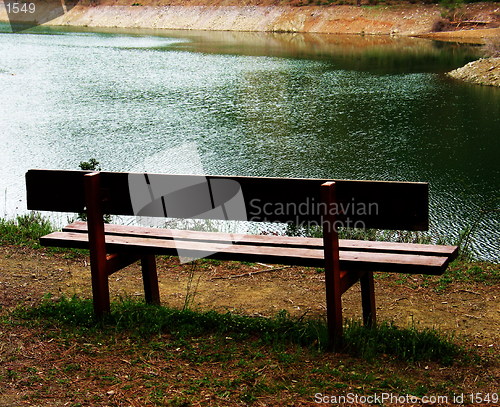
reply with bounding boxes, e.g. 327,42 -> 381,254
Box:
1,1 -> 499,37
1,2 -> 499,85
447,57 -> 500,87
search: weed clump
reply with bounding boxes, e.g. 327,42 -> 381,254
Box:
344,320 -> 468,365
0,213 -> 53,247
16,296 -> 471,365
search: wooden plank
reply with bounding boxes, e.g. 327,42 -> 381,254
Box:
321,182 -> 344,349
84,173 -> 110,316
64,221 -> 458,259
360,272 -> 376,327
26,170 -> 429,230
40,231 -> 450,275
141,255 -> 160,305
106,253 -> 141,276
339,239 -> 458,258
26,170 -> 87,213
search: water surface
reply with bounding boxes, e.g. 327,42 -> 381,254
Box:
0,26 -> 498,259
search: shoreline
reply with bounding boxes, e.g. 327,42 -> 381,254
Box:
2,3 -> 499,86
0,3 -> 499,41
447,57 -> 500,87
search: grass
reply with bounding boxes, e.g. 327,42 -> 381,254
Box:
374,261 -> 500,291
0,214 -> 496,405
13,295 -> 470,366
0,213 -> 53,247
436,261 -> 500,289
343,320 -> 469,365
2,296 -> 483,406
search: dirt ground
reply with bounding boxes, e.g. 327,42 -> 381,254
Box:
1,245 -> 498,348
0,245 -> 498,406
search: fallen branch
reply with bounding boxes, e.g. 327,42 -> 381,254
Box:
211,266 -> 291,280
454,289 -> 481,295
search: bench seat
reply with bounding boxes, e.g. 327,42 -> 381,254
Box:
42,221 -> 457,275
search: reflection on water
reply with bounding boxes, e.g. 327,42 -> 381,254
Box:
161,30 -> 483,74
2,23 -> 482,72
0,26 -> 498,260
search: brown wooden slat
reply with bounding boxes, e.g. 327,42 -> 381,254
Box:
64,221 -> 314,246
26,169 -> 429,230
84,172 -> 110,316
338,239 -> 458,258
26,170 -> 87,213
106,253 -> 141,276
340,271 -> 362,295
40,231 -> 450,275
322,181 -> 344,349
63,221 -> 458,259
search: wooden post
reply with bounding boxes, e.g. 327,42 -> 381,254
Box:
321,181 -> 343,350
360,271 -> 376,327
141,255 -> 160,305
84,172 -> 110,317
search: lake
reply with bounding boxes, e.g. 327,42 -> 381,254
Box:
0,25 -> 498,260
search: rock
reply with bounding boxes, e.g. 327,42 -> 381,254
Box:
447,57 -> 500,87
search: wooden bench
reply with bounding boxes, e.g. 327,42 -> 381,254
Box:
25,169 -> 458,348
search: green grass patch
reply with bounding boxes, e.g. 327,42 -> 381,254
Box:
344,320 -> 469,365
373,261 -> 499,291
0,213 -> 53,247
16,296 -> 329,349
14,296 -> 471,366
440,262 -> 500,286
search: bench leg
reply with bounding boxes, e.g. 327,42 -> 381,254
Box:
141,255 -> 160,305
360,271 -> 376,327
325,271 -> 344,350
84,172 -> 110,317
90,249 -> 111,317
321,182 -> 344,351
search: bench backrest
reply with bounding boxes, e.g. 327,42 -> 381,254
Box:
26,169 -> 428,231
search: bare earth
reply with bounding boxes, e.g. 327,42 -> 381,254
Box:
1,246 -> 498,346
0,245 -> 498,405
